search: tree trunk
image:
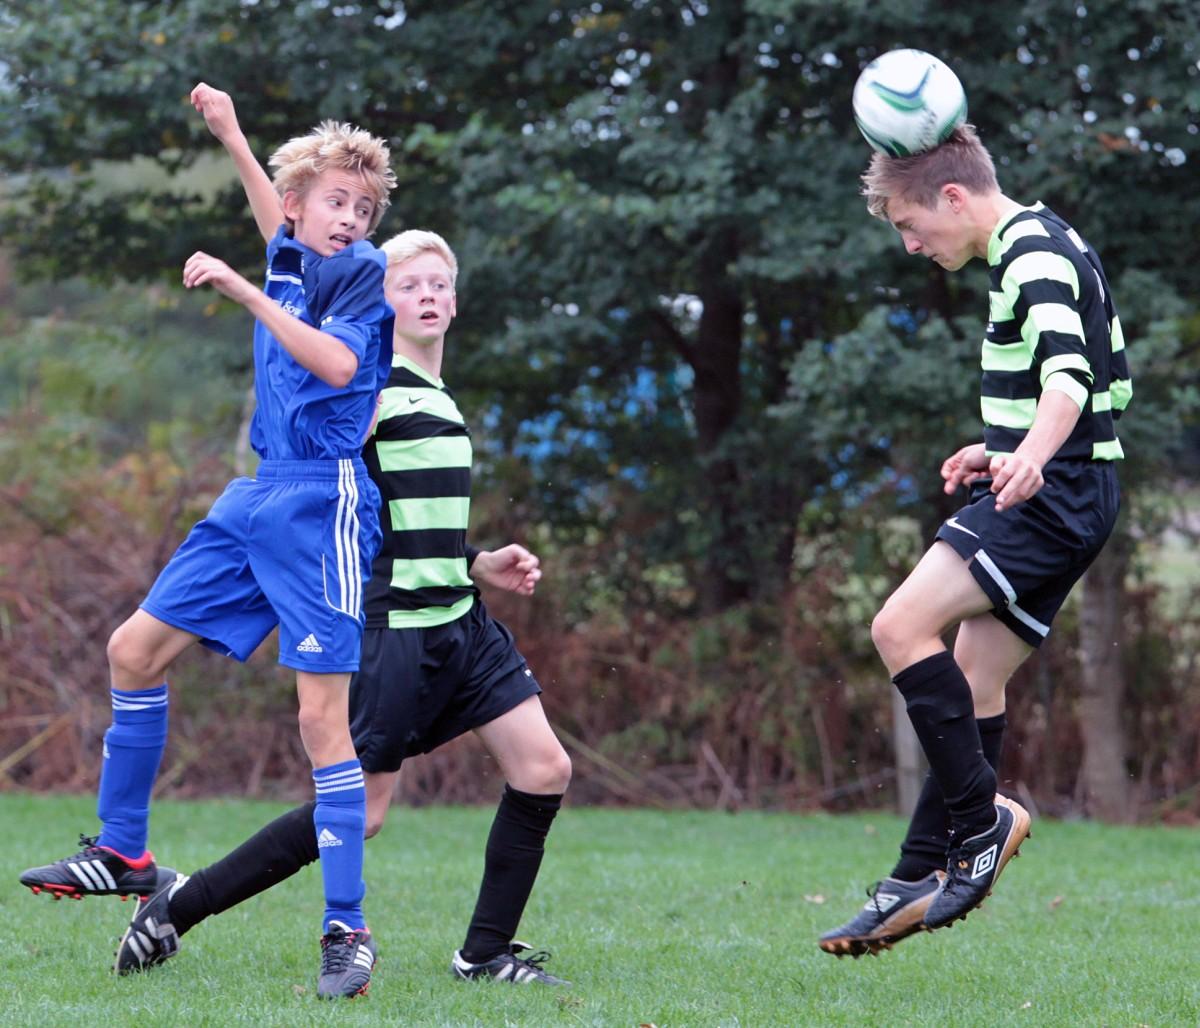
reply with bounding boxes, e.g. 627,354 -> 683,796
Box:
893,688 -> 924,814
691,232 -> 746,613
1076,531 -> 1134,822
234,384 -> 256,478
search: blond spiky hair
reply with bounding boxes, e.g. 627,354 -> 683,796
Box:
269,121 -> 396,234
381,229 -> 459,287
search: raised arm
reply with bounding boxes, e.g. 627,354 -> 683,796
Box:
190,82 -> 282,244
182,252 -> 360,387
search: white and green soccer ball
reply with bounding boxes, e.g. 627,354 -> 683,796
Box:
852,48 -> 968,157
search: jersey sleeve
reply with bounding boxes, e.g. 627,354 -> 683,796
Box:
1003,246 -> 1093,410
307,248 -> 388,363
375,313 -> 395,393
264,224 -> 290,263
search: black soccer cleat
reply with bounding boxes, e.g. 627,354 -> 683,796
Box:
924,794 -> 1031,930
317,921 -> 376,999
452,941 -> 570,985
20,834 -> 158,900
114,867 -> 188,974
818,870 -> 943,958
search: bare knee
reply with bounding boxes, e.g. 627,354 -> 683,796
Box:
870,602 -> 907,670
295,704 -> 351,766
546,746 -> 573,794
364,814 -> 386,839
107,622 -> 164,684
513,745 -> 572,796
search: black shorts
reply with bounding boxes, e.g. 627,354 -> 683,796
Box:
935,460 -> 1120,648
349,600 -> 542,774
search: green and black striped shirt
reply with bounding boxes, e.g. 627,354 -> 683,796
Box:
361,354 -> 477,628
984,204 -> 1131,461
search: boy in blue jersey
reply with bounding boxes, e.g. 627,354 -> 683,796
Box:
20,84 -> 397,999
105,88 -> 572,988
819,125 -> 1131,956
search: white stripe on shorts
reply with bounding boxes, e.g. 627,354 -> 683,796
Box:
332,459 -> 363,617
973,549 -> 1051,638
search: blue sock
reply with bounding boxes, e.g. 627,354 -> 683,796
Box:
96,684 -> 168,858
312,759 -> 367,932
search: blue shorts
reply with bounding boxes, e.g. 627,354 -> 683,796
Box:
142,458 -> 381,673
935,460 -> 1120,647
349,600 -> 541,773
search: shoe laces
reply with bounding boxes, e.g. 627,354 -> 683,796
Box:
320,928 -> 363,974
509,945 -> 552,971
863,880 -> 888,915
941,836 -> 972,890
74,834 -> 104,858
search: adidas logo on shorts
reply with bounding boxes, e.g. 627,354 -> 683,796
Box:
297,633 -> 324,654
317,828 -> 343,849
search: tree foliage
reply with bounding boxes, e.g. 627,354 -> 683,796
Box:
3,1 -> 1200,811
4,0 -> 1198,608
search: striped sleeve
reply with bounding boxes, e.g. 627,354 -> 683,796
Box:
1004,249 -> 1092,410
1108,314 -> 1133,418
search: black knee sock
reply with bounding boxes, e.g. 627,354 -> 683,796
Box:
891,713 -> 1007,880
460,785 -> 562,964
168,802 -> 319,936
892,651 -> 997,835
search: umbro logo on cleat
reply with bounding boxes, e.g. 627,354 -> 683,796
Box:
297,633 -> 324,653
865,892 -> 902,913
317,828 -> 343,849
971,844 -> 999,879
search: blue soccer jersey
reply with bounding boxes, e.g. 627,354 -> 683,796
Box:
251,227 -> 393,460
141,226 -> 391,671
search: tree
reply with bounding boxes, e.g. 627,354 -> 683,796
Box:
5,0 -> 1198,612
4,0 -> 1200,812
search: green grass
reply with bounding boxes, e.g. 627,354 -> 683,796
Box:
1,794 -> 1197,1027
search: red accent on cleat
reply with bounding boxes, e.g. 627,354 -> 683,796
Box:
97,846 -> 156,870
38,883 -> 82,898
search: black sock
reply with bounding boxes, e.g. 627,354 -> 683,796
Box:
169,802 -> 318,936
892,651 -> 997,835
891,713 -> 1007,880
460,785 -> 562,964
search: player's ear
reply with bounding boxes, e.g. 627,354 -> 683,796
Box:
281,189 -> 304,221
942,183 -> 967,212
449,290 -> 457,319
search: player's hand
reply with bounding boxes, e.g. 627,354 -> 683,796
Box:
182,251 -> 257,305
469,544 -> 542,596
190,82 -> 241,143
988,452 -> 1044,511
940,442 -> 990,494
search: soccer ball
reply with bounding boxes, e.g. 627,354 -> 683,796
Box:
852,49 -> 968,157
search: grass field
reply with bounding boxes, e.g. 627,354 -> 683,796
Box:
2,794 -> 1197,1027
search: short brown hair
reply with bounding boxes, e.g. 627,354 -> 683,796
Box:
269,121 -> 396,234
862,124 -> 998,220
